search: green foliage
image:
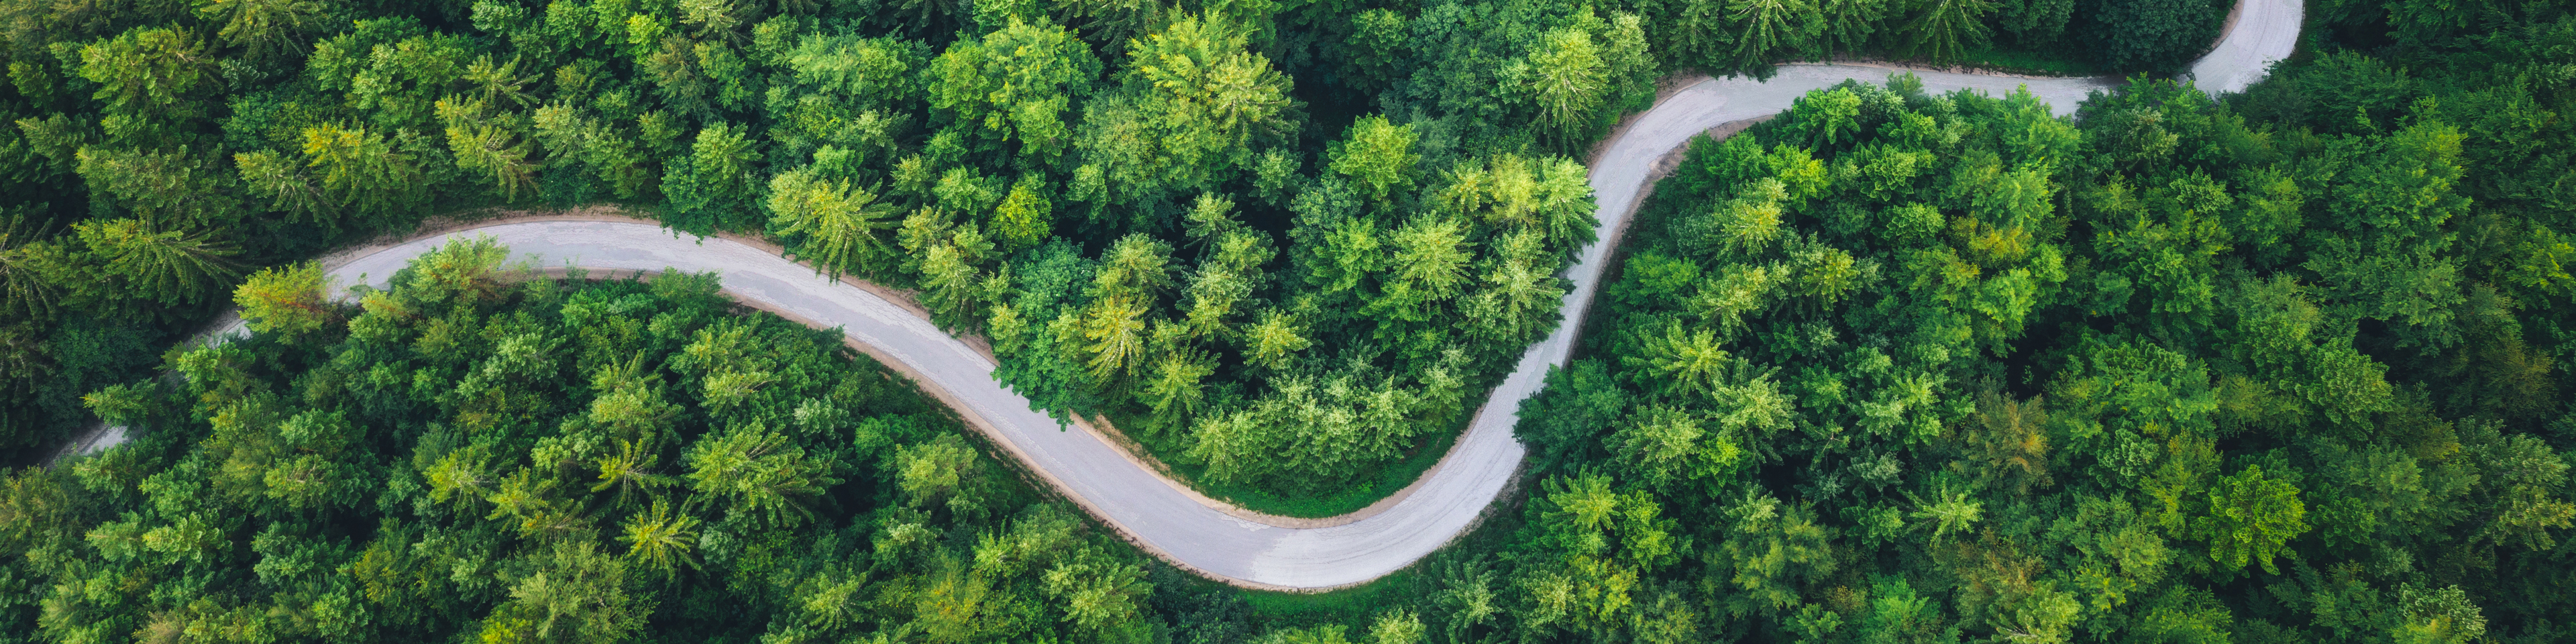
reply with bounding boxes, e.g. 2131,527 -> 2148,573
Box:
8,5 -> 2568,644
299,121 -> 429,231
767,166 -> 902,276
72,217 -> 242,307
926,18 -> 1097,168
2084,0 -> 2220,73
1068,12 -> 1293,229
197,0 -> 333,65
1486,29 -> 2576,641
1642,0 -> 2214,73
1328,115 -> 1418,203
0,241 -> 1164,642
1904,0 -> 1998,63
1185,356 -> 1468,492
663,121 -> 761,233
1726,0 -> 1818,70
231,261 -> 338,339
2192,465 -> 2310,574
78,25 -> 215,144
0,0 -> 2202,484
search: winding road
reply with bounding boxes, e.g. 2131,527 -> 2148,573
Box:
99,1 -> 2301,590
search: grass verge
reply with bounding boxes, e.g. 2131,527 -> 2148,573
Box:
1951,44 -> 2108,76
1242,567 -> 1426,619
1106,409 -> 1469,519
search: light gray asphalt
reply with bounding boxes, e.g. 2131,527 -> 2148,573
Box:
2188,0 -> 2305,95
73,1 -> 2300,588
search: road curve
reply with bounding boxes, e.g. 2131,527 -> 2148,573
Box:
111,3 -> 2300,590
2189,0 -> 2306,96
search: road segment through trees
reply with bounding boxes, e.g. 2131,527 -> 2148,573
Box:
102,0 -> 2303,590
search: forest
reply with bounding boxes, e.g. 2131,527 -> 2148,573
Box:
0,0 -> 2242,496
0,0 -> 2571,640
5,240 -> 1185,643
1497,9 -> 2576,644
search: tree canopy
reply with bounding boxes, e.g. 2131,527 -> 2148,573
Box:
3,0 -> 2571,643
1479,13 -> 2576,641
2,240 -> 1166,643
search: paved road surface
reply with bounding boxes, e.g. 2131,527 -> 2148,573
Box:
2189,0 -> 2306,96
72,1 -> 2300,590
